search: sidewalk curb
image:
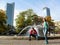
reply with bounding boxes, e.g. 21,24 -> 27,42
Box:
0,36 -> 60,40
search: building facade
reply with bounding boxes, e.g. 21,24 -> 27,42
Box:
43,7 -> 50,16
6,3 -> 15,26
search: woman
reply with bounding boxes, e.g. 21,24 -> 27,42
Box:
43,18 -> 48,44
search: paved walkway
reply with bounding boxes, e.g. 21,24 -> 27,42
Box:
0,35 -> 60,45
0,39 -> 60,45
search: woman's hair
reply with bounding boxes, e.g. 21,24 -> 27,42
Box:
43,18 -> 47,21
45,19 -> 46,21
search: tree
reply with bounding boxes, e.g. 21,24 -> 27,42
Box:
16,13 -> 25,31
15,9 -> 38,32
32,15 -> 43,25
45,16 -> 55,27
0,9 -> 7,33
16,9 -> 44,33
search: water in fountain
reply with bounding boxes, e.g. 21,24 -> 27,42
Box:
18,24 -> 44,37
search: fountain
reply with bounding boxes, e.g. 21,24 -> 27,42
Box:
18,24 -> 44,37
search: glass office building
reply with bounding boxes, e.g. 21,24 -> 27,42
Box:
43,7 -> 50,16
6,3 -> 15,26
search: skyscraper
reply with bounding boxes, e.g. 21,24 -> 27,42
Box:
43,7 -> 50,16
6,3 -> 15,26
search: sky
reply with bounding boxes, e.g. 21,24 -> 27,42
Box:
0,0 -> 60,22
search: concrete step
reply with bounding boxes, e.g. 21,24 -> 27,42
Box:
0,36 -> 60,40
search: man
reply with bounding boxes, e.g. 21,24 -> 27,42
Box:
29,27 -> 38,40
43,18 -> 49,44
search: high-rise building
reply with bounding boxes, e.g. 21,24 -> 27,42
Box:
6,3 -> 15,26
43,7 -> 50,16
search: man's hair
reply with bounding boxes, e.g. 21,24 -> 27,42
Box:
32,27 -> 34,29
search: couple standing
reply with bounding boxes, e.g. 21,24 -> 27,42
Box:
29,18 -> 49,44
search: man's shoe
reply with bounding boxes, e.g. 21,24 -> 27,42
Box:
29,39 -> 31,41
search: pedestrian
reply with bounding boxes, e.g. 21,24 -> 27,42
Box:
43,18 -> 49,44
